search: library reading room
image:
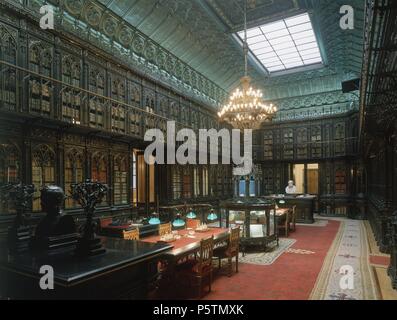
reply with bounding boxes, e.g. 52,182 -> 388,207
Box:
0,0 -> 396,301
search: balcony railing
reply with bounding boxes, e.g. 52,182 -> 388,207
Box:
0,61 -> 197,131
0,60 -> 234,155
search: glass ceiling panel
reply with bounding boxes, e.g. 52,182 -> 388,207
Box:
285,14 -> 311,26
297,42 -> 318,51
300,47 -> 320,55
257,51 -> 278,59
288,23 -> 312,34
266,29 -> 290,39
266,61 -> 283,67
236,13 -> 323,73
292,30 -> 315,40
301,54 -> 321,60
279,52 -> 301,60
269,35 -> 293,45
268,66 -> 285,72
246,28 -> 262,38
282,58 -> 302,64
247,35 -> 266,45
255,47 -> 275,55
303,57 -> 322,64
272,42 -> 295,50
276,47 -> 298,56
260,21 -> 285,33
294,36 -> 316,45
262,57 -> 282,63
249,42 -> 271,50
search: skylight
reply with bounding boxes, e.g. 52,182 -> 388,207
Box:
237,13 -> 322,73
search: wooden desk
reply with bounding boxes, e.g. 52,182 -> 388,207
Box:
263,195 -> 316,224
143,228 -> 229,267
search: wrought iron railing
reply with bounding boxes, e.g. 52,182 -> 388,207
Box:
0,60 -> 218,135
0,60 -> 236,157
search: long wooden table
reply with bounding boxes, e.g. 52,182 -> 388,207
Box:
143,227 -> 229,268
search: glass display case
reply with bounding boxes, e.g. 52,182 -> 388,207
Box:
220,198 -> 278,252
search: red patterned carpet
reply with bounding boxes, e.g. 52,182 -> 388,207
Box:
203,220 -> 341,300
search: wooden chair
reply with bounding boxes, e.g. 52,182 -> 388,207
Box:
123,228 -> 139,240
159,222 -> 172,236
186,219 -> 200,229
277,206 -> 296,237
213,226 -> 240,276
276,208 -> 290,237
177,236 -> 214,298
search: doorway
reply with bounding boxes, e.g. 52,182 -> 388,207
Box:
307,163 -> 319,194
291,163 -> 319,194
292,164 -> 305,193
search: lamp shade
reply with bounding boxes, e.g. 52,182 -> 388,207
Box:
207,209 -> 218,221
186,208 -> 197,219
172,212 -> 186,228
148,212 -> 161,225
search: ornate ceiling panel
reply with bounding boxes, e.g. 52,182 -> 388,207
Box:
97,0 -> 262,91
49,0 -> 365,118
206,0 -> 300,30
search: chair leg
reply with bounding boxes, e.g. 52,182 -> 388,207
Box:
218,257 -> 221,269
228,257 -> 232,277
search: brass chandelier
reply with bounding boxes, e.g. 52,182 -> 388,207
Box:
218,0 -> 277,130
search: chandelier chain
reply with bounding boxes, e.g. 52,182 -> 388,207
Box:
217,0 -> 277,130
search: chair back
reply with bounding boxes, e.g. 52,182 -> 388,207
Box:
123,228 -> 139,240
197,236 -> 214,273
228,226 -> 240,256
186,219 -> 200,229
159,222 -> 172,236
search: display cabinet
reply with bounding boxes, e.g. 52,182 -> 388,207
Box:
220,198 -> 278,252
